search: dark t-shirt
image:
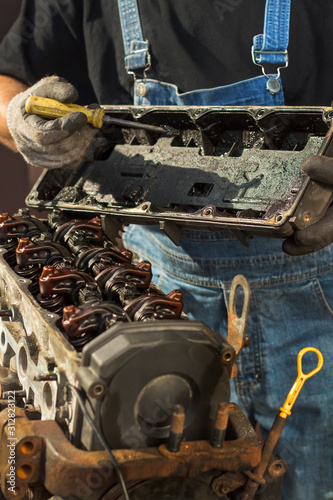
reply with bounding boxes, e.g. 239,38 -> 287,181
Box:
0,0 -> 332,106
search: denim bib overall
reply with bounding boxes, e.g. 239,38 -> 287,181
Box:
118,2 -> 333,498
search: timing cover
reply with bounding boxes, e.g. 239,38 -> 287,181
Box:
75,320 -> 233,450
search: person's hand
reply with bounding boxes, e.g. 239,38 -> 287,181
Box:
283,155 -> 333,255
7,75 -> 98,169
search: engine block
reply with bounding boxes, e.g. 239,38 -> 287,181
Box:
3,104 -> 324,499
0,209 -> 285,500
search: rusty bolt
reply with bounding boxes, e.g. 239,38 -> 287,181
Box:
303,212 -> 311,224
211,402 -> 229,449
211,473 -> 246,497
267,458 -> 287,479
167,404 -> 185,453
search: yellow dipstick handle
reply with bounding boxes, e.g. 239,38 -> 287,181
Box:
279,347 -> 323,419
25,96 -> 105,128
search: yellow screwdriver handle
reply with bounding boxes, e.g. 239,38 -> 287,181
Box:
25,95 -> 105,128
279,347 -> 323,419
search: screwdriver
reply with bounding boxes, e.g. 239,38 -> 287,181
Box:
25,95 -> 168,134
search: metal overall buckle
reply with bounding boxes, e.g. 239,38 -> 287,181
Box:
251,47 -> 289,94
125,41 -> 151,98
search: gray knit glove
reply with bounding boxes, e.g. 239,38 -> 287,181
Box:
7,76 -> 98,169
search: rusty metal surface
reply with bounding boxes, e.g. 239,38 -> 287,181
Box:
241,415 -> 287,500
0,403 -> 261,500
226,275 -> 251,378
211,471 -> 247,497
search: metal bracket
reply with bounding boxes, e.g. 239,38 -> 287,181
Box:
101,215 -> 124,244
159,221 -> 181,246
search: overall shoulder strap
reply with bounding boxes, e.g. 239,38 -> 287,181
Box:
252,0 -> 291,67
117,0 -> 150,74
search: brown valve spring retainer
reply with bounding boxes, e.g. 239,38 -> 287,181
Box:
0,212 -> 184,353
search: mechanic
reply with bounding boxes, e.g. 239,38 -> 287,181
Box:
0,1 -> 332,498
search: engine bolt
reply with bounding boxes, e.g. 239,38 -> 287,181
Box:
167,404 -> 185,453
303,212 -> 311,224
211,402 -> 229,449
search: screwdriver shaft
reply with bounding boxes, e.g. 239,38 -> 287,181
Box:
25,95 -> 167,134
102,115 -> 166,134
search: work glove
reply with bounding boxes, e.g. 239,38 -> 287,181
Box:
7,75 -> 98,169
283,155 -> 333,255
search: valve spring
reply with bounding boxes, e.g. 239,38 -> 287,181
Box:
13,263 -> 41,295
91,261 -> 107,276
36,293 -> 66,316
0,240 -> 18,266
66,330 -> 94,351
53,257 -> 76,270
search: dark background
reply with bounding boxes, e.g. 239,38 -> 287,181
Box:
0,1 -> 43,213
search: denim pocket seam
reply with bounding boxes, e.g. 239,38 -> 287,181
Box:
143,245 -> 333,289
312,277 -> 333,319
